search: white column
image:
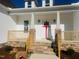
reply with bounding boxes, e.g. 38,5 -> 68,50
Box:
31,1 -> 36,8
50,0 -> 53,6
31,12 -> 35,29
25,2 -> 28,8
42,0 -> 46,7
56,11 -> 60,29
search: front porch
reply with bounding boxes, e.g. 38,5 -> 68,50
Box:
9,10 -> 79,41
6,10 -> 79,59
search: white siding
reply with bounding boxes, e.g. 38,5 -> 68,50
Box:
60,12 -> 73,31
0,5 -> 16,43
73,11 -> 79,31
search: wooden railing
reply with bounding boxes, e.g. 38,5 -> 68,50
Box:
62,31 -> 79,42
8,30 -> 29,42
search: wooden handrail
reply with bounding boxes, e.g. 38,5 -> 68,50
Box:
55,29 -> 61,59
26,29 -> 35,53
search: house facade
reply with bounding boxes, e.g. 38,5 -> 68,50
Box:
0,0 -> 79,44
1,1 -> 79,59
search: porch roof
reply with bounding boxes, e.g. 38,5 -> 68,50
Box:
9,5 -> 79,15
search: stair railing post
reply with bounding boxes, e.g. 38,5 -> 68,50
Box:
55,29 -> 61,59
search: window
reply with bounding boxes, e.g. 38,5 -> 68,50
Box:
24,20 -> 29,32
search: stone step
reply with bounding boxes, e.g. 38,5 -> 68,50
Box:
30,53 -> 58,59
32,42 -> 54,55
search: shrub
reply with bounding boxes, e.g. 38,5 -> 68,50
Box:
3,45 -> 13,53
65,48 -> 75,56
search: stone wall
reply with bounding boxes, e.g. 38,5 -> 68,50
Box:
61,42 -> 79,52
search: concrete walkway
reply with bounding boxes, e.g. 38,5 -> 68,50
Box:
30,53 -> 58,59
